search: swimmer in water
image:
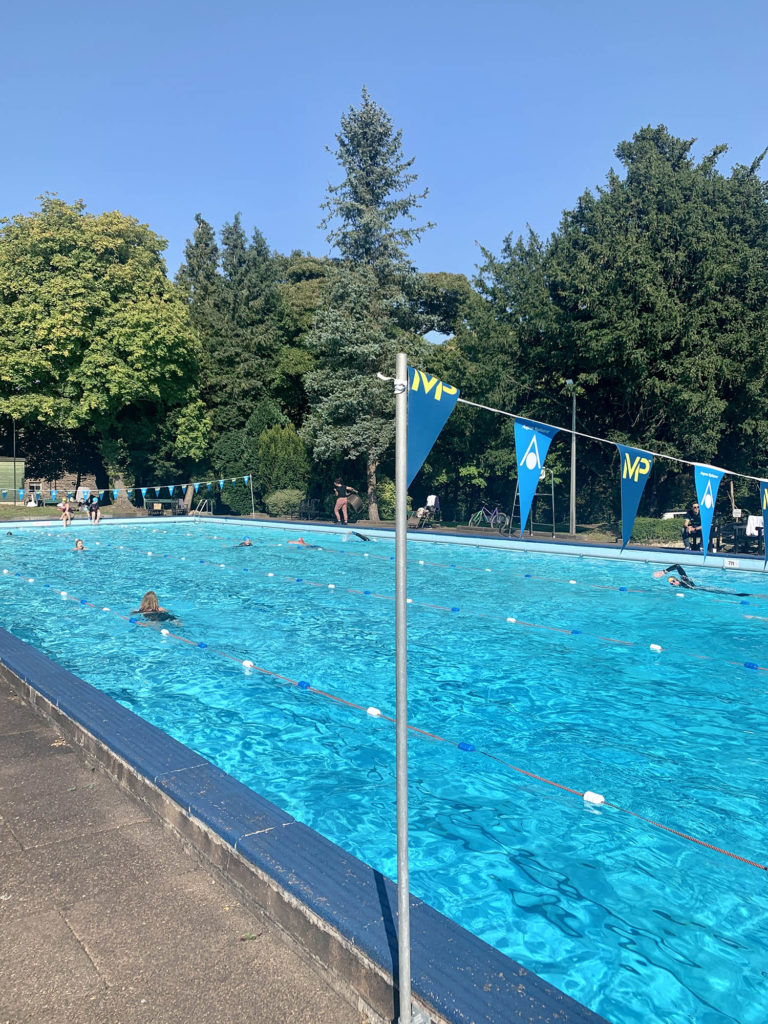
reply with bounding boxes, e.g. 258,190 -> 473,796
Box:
131,590 -> 180,623
237,537 -> 252,547
288,537 -> 322,550
73,538 -> 86,552
653,564 -> 751,596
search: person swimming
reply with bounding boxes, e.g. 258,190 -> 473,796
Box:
288,537 -> 322,550
237,537 -> 252,547
73,538 -> 86,552
131,590 -> 179,623
653,564 -> 751,596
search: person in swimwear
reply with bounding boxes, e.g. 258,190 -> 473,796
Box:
288,537 -> 322,550
653,564 -> 751,596
132,590 -> 179,623
237,537 -> 252,547
73,538 -> 86,552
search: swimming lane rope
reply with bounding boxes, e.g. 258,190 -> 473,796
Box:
0,567 -> 766,876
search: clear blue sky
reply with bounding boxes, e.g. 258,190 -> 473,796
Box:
2,1 -> 767,280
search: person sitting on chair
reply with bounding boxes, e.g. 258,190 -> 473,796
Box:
682,502 -> 701,550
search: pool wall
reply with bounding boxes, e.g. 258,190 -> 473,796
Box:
0,623 -> 608,1024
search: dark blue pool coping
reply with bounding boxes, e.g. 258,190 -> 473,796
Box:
0,624 -> 609,1024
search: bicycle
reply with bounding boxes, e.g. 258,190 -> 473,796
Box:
468,503 -> 509,530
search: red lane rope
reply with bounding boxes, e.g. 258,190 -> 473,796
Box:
3,569 -> 767,873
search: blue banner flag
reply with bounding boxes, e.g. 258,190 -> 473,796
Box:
51,489 -> 57,501
218,479 -> 224,490
99,490 -> 105,500
194,482 -> 200,494
127,488 -> 133,498
18,489 -> 24,501
82,489 -> 90,500
141,487 -> 148,498
694,464 -> 724,554
760,481 -> 768,563
406,368 -> 460,487
514,418 -> 559,534
112,489 -> 119,500
244,475 -> 250,485
1,490 -> 6,499
616,445 -> 654,550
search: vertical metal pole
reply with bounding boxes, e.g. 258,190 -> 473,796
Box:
12,418 -> 17,506
569,391 -> 576,536
394,351 -> 412,1024
249,473 -> 255,517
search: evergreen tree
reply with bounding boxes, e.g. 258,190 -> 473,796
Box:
303,88 -> 433,520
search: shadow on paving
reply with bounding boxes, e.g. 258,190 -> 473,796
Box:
0,681 -> 367,1024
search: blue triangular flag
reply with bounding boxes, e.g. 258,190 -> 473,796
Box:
616,445 -> 654,550
514,418 -> 559,534
406,368 -> 460,487
694,464 -> 725,555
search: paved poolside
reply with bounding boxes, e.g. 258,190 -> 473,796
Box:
0,678 -> 366,1024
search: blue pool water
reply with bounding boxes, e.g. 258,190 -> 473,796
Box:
1,521 -> 767,1024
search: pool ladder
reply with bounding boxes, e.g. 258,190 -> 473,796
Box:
192,499 -> 212,517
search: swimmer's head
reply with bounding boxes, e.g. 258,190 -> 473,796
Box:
668,576 -> 680,586
243,537 -> 252,546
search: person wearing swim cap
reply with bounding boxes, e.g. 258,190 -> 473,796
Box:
653,564 -> 751,596
288,537 -> 322,550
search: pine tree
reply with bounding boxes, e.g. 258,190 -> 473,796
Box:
303,88 -> 433,520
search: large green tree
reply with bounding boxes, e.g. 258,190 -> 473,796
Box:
303,88 -> 432,520
0,196 -> 207,486
470,126 -> 768,520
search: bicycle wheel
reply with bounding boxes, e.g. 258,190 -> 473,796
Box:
468,511 -> 484,528
493,512 -> 509,531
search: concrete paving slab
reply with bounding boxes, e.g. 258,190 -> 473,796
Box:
0,773 -> 149,849
0,690 -> 44,735
0,727 -> 80,790
0,684 -> 367,1024
0,909 -> 102,1017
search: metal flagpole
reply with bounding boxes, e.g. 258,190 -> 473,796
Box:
394,352 -> 428,1024
394,351 -> 412,1024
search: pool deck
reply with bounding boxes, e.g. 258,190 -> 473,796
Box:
0,674 -> 365,1024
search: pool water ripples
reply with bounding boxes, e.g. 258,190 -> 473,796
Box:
1,523 -> 768,1023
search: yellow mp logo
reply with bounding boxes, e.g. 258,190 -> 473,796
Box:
763,487 -> 768,511
410,370 -> 458,403
622,453 -> 651,483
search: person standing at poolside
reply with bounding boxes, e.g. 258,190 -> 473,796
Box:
332,478 -> 357,524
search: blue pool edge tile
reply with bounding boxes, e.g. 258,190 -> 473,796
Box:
0,625 -> 608,1024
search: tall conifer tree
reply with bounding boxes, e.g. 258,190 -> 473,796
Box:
303,88 -> 432,519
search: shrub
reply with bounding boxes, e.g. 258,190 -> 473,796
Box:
255,424 -> 310,496
263,488 -> 304,517
629,516 -> 683,544
375,475 -> 411,520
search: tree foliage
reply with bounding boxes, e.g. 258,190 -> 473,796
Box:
0,196 -> 203,484
305,89 -> 433,519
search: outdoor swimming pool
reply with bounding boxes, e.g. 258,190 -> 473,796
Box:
1,521 -> 767,1024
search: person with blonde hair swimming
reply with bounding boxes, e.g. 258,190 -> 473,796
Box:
132,590 -> 179,623
73,538 -> 86,552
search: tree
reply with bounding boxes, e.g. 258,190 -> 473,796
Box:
0,196 -> 204,487
470,126 -> 768,520
303,88 -> 433,520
